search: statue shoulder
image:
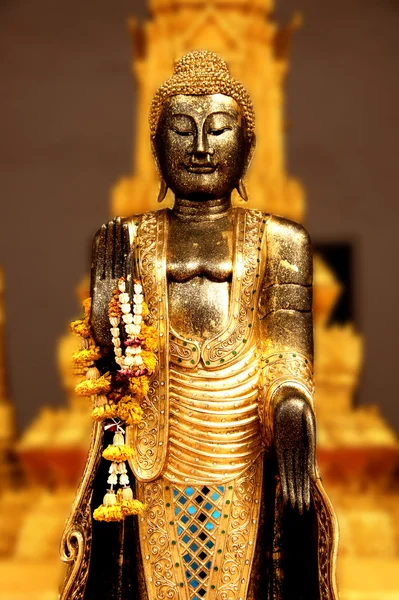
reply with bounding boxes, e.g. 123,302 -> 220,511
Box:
264,214 -> 312,286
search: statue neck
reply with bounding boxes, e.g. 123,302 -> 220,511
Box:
172,197 -> 232,221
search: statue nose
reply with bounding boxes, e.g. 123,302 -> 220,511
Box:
192,131 -> 214,157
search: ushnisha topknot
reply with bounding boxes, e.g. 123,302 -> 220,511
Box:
149,50 -> 255,141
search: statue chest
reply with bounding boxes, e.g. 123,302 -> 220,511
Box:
166,216 -> 233,340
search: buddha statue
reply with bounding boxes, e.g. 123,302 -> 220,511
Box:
61,51 -> 338,600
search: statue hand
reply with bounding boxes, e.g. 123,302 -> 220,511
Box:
274,396 -> 316,514
91,217 -> 132,347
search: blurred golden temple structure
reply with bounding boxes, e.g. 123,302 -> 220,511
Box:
1,1 -> 399,598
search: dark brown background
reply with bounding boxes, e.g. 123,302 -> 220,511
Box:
0,0 -> 398,434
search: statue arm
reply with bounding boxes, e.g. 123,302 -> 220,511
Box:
259,215 -> 316,513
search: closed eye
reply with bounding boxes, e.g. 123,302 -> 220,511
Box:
208,127 -> 232,136
172,129 -> 194,137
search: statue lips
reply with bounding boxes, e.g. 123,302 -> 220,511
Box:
184,161 -> 218,174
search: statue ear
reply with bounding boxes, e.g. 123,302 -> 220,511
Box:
151,136 -> 169,203
236,179 -> 248,202
157,178 -> 168,203
244,134 -> 256,175
237,134 -> 256,202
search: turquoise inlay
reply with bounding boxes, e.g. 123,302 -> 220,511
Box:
173,484 -> 225,600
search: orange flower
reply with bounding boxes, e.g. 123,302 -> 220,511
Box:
72,347 -> 101,368
102,444 -> 135,462
116,400 -> 143,425
75,373 -> 111,397
128,376 -> 150,399
93,505 -> 124,522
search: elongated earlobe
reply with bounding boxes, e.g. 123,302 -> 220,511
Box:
236,179 -> 248,202
157,178 -> 168,203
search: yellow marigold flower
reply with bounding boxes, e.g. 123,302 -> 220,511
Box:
118,499 -> 145,517
140,323 -> 158,352
83,297 -> 91,317
118,394 -> 134,404
69,319 -> 92,338
91,403 -> 118,422
141,350 -> 157,374
93,505 -> 124,522
116,401 -> 143,425
129,376 -> 150,398
75,373 -> 111,397
72,347 -> 101,368
102,444 -> 135,463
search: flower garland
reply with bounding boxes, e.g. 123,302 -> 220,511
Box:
70,278 -> 157,522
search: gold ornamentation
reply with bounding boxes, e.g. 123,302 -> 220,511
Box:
137,481 -> 180,599
312,481 -> 339,600
216,459 -> 263,600
128,211 -> 170,480
59,423 -> 103,600
169,331 -> 201,368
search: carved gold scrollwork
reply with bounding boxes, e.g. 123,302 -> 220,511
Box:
312,480 -> 339,600
137,481 -> 179,599
214,459 -> 263,600
59,422 -> 103,600
169,331 -> 201,368
129,211 -> 169,481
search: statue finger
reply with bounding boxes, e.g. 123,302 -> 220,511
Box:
114,217 -> 123,280
285,449 -> 296,510
277,446 -> 288,505
95,224 -> 107,280
304,404 -> 316,479
105,220 -> 115,279
294,448 -> 304,515
122,222 -> 132,282
303,447 -> 311,510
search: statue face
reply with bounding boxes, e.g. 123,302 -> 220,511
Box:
155,94 -> 250,200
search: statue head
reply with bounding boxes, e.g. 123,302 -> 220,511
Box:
150,51 -> 255,202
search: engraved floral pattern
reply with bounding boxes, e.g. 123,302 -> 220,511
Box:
60,423 -> 103,600
130,211 -> 169,479
139,481 -> 179,600
216,461 -> 263,600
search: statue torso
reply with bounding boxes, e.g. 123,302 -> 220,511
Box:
166,210 -> 234,340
